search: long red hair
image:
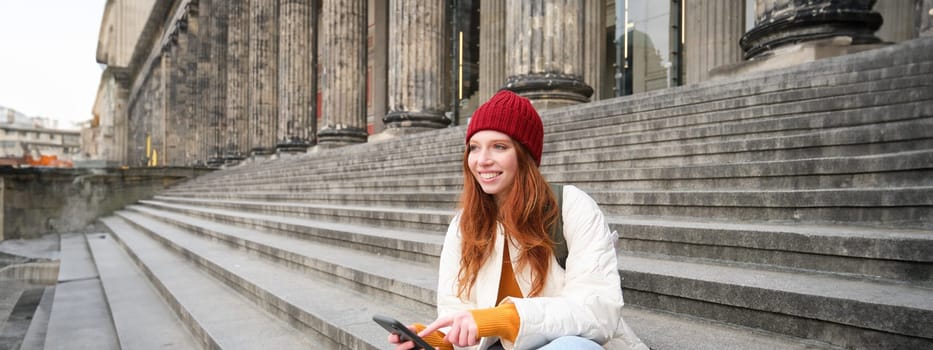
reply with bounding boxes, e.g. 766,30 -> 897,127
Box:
456,142 -> 559,299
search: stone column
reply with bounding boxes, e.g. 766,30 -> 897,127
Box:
370,0 -> 389,135
167,20 -> 188,166
922,0 -> 933,37
248,0 -> 279,156
478,0 -> 506,104
225,0 -> 250,163
685,0 -> 745,84
317,0 -> 368,145
504,0 -> 592,110
583,0 -> 606,100
184,2 -> 203,166
874,0 -> 918,42
276,0 -> 315,153
740,0 -> 882,60
207,0 -> 228,167
384,0 -> 450,133
156,47 -> 171,166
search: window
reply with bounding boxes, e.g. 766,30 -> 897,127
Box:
613,0 -> 683,96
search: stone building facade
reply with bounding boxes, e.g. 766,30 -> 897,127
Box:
0,106 -> 80,162
94,0 -> 931,167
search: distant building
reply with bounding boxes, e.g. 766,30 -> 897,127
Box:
0,106 -> 80,163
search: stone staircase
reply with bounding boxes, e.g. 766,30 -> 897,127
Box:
78,38 -> 933,349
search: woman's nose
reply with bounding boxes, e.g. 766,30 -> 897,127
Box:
477,149 -> 493,164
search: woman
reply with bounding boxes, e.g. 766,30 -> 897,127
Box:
390,90 -> 646,350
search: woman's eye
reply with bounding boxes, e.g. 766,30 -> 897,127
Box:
494,144 -> 508,150
468,145 -> 478,152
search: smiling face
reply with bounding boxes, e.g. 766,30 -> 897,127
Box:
468,130 -> 519,203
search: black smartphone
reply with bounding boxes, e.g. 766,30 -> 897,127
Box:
372,314 -> 436,350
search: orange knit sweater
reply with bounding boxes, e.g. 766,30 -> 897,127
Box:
421,240 -> 522,349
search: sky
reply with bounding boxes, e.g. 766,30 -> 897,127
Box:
0,0 -> 107,130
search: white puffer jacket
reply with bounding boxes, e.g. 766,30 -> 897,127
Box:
437,185 -> 648,350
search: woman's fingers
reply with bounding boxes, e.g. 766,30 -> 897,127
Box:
438,312 -> 479,347
419,316 -> 453,338
388,331 -> 415,350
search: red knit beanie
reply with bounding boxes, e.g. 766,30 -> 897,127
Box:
466,90 -> 544,165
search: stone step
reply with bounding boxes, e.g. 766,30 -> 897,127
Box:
140,195 -> 933,284
548,98 -> 932,164
188,129 -> 466,182
129,202 -> 443,264
173,161 -> 462,193
545,117 -> 933,171
621,306 -> 836,350
611,215 -> 933,284
547,74 -> 931,148
592,186 -> 933,228
120,204 -> 845,350
159,190 -> 462,209
103,212 -> 433,350
621,254 -> 933,349
0,283 -> 44,350
168,149 -> 933,196
99,215 -> 325,349
546,62 -> 931,138
123,205 -> 437,311
545,39 -> 932,130
43,234 -> 118,350
124,198 -> 932,348
143,197 -> 454,233
174,118 -> 933,194
159,183 -> 933,230
85,232 -> 199,350
18,285 -> 54,350
180,91 -> 932,190
0,282 -> 23,332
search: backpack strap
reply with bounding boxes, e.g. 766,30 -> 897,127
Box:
548,184 -> 567,269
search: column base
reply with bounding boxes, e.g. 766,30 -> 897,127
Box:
206,156 -> 226,168
223,151 -> 246,163
250,147 -> 275,157
504,73 -> 593,110
383,110 -> 451,130
369,124 -> 444,142
275,138 -> 312,153
740,0 -> 882,60
317,126 -> 368,146
711,36 -> 889,80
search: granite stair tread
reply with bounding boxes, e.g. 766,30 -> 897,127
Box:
621,306 -> 839,350
619,254 -> 933,339
101,213 -> 432,349
110,206 -> 860,350
99,216 -> 328,349
168,149 -> 933,194
610,215 -> 933,260
123,205 -> 438,298
85,232 -> 199,350
147,196 -> 455,216
128,201 -> 444,262
42,234 -> 118,350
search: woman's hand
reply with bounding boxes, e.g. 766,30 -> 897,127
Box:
420,311 -> 480,347
387,325 -> 419,350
